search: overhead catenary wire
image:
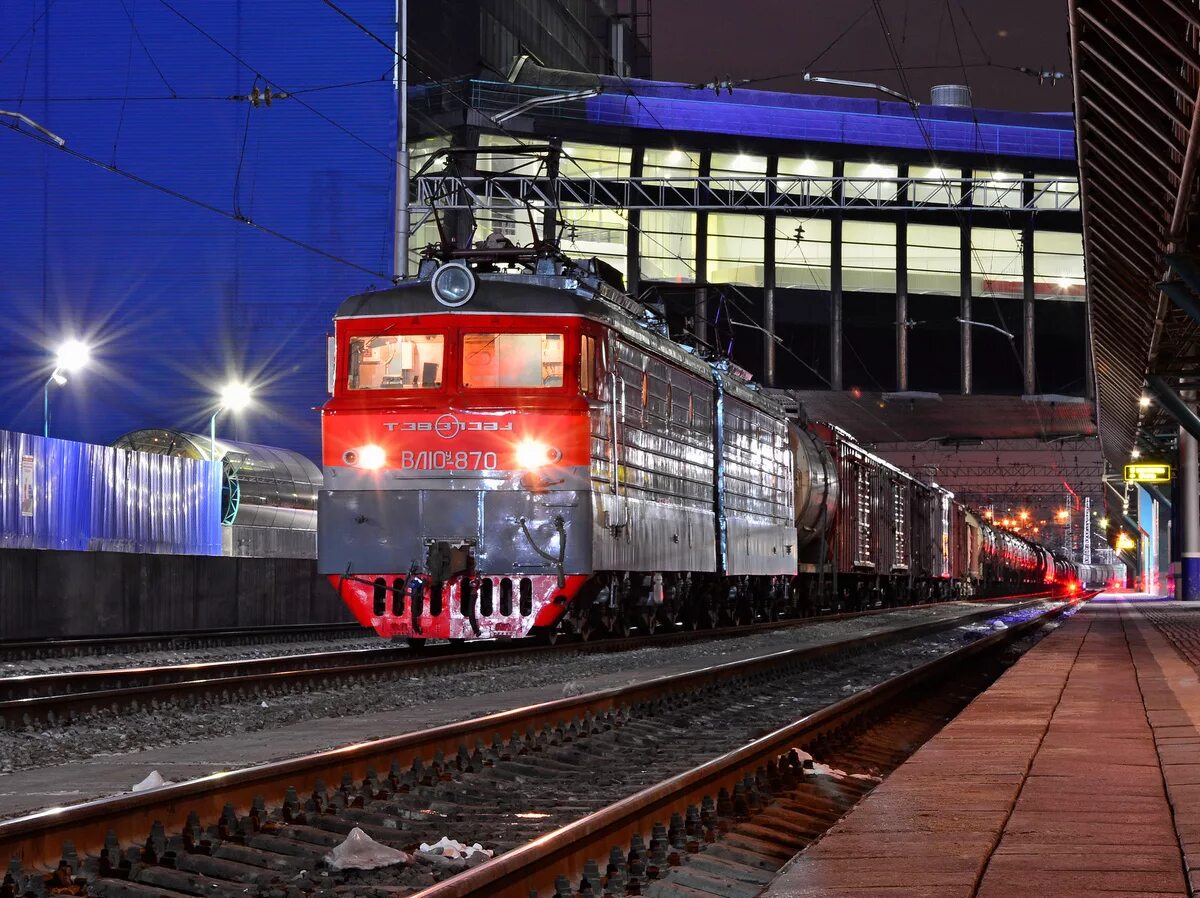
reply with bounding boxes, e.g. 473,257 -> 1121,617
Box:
0,0 -> 60,67
157,0 -> 398,167
1,119 -> 388,279
118,0 -> 177,97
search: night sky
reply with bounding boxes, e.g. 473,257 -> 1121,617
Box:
650,0 -> 1073,113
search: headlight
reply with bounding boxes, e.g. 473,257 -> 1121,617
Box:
515,440 -> 561,470
431,261 -> 476,307
345,444 -> 387,469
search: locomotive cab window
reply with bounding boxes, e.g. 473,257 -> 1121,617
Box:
462,333 -> 565,388
347,334 -> 444,390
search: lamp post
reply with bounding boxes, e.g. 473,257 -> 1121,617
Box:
43,339 -> 91,439
209,382 -> 252,461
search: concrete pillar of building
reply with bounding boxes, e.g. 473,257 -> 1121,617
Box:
1021,219 -> 1036,395
830,212 -> 843,390
764,205 -> 777,385
625,147 -> 643,299
542,137 -> 561,243
959,215 -> 972,395
896,217 -> 908,391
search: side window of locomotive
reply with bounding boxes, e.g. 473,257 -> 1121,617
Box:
346,335 -> 444,390
462,333 -> 565,388
580,335 -> 597,395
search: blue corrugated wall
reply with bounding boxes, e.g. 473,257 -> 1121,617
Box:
0,1 -> 397,461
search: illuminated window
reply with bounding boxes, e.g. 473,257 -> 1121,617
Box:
474,198 -> 543,244
711,152 -> 768,194
408,136 -> 450,174
560,142 -> 631,179
643,147 -> 699,183
843,220 -> 897,292
778,157 -> 834,199
347,335 -> 444,390
462,333 -> 565,388
971,228 -> 1023,298
844,161 -> 899,202
408,217 -> 442,273
639,210 -> 696,282
706,214 -> 765,286
1033,231 -> 1085,299
1033,175 -> 1080,210
909,165 -> 959,205
972,170 -> 1024,209
559,204 -> 627,275
908,224 -> 960,295
476,133 -> 548,175
775,217 -> 832,289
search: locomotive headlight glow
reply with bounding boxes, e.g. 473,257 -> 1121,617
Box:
357,444 -> 387,470
515,439 -> 561,470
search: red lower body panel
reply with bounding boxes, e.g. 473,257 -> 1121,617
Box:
332,573 -> 590,639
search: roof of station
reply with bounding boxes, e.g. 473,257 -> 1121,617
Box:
422,65 -> 1077,162
1069,0 -> 1200,473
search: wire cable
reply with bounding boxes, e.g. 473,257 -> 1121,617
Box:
157,0 -> 396,167
119,0 -> 177,97
2,119 -> 388,278
0,0 -> 60,67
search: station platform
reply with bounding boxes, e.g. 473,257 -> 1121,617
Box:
764,594 -> 1200,898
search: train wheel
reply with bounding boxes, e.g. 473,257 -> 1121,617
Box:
406,637 -> 427,649
577,610 -> 603,642
639,611 -> 659,636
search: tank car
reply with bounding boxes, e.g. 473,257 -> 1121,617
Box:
318,243 -> 1076,642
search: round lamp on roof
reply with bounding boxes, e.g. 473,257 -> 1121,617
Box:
431,261 -> 476,307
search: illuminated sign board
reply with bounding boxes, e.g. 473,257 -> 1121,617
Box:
1123,463 -> 1172,483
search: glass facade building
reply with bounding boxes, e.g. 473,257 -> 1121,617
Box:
411,77 -> 1085,399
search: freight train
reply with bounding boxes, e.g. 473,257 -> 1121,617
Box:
318,242 -> 1078,643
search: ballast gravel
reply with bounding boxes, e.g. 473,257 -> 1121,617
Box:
0,602 -> 1049,781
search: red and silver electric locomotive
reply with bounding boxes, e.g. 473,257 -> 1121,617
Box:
318,243 -> 1075,642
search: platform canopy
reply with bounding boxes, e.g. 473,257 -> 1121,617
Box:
1069,0 -> 1200,470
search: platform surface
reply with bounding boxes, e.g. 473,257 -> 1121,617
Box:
764,594 -> 1200,898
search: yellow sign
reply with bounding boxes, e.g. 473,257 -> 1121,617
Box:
1124,462 -> 1172,483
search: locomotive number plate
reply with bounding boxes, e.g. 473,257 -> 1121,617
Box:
399,450 -> 499,471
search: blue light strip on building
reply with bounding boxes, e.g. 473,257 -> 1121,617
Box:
584,81 -> 1075,162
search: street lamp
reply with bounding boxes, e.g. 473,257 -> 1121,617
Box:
209,382 -> 252,460
43,339 -> 91,438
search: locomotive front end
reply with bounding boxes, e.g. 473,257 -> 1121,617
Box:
318,273 -> 596,641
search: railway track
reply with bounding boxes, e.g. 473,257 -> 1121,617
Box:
0,594 -> 1082,894
405,595 -> 1087,898
0,595 -> 1053,728
0,623 -> 366,663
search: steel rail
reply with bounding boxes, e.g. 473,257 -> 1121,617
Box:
0,623 -> 366,661
407,596 -> 1089,898
0,593 -> 1055,725
0,596 -> 1057,869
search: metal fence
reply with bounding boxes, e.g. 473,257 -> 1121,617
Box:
0,430 -> 222,555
